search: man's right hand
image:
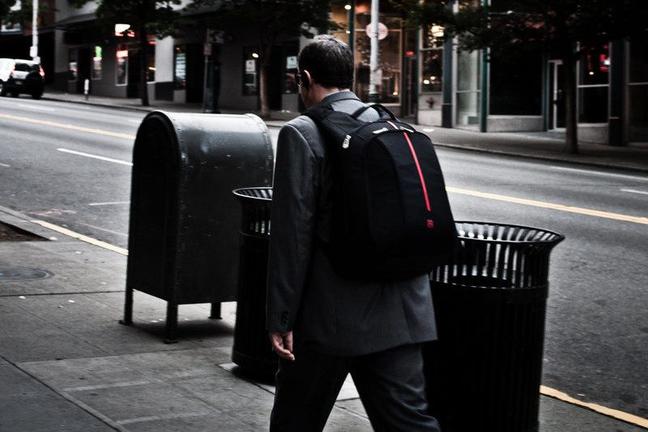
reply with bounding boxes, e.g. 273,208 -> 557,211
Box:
269,331 -> 296,361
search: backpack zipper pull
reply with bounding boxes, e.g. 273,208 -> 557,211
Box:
342,135 -> 351,149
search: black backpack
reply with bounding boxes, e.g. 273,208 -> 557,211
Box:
305,102 -> 457,281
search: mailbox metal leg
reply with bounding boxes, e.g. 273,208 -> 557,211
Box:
164,302 -> 179,344
209,302 -> 222,319
119,286 -> 134,326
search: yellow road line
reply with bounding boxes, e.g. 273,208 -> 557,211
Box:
0,113 -> 136,140
30,219 -> 128,256
541,386 -> 648,429
447,187 -> 648,225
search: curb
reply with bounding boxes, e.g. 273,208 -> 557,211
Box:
0,205 -> 56,241
42,96 -> 156,113
430,142 -> 648,175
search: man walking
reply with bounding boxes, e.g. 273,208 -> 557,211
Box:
267,35 -> 441,432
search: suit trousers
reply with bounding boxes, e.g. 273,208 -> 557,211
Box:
269,343 -> 441,432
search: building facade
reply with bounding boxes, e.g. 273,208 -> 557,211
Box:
47,0 -> 648,146
415,0 -> 648,146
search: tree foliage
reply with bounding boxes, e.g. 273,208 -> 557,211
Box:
191,0 -> 336,117
1,0 -> 50,27
0,0 -> 17,22
398,0 -> 648,152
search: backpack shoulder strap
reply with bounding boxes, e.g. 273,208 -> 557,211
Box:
351,103 -> 397,121
304,104 -> 333,124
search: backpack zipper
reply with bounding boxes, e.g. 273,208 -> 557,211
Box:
386,121 -> 432,213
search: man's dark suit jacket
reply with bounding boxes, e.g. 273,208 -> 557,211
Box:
266,91 -> 437,356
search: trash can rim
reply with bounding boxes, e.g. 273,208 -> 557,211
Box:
455,221 -> 565,245
232,187 -> 273,202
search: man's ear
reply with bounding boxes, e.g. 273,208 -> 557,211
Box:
302,69 -> 312,89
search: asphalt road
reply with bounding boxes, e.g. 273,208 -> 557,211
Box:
1,96 -> 647,419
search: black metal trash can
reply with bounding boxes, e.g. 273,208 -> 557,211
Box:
425,221 -> 564,432
231,187 -> 277,378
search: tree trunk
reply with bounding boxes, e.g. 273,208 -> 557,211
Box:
562,52 -> 578,154
258,44 -> 273,118
139,26 -> 150,107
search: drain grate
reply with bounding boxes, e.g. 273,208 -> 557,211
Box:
0,267 -> 53,282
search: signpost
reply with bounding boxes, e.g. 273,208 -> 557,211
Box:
369,0 -> 380,102
31,0 -> 39,64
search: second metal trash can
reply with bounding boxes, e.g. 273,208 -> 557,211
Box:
425,221 -> 564,432
231,187 -> 277,378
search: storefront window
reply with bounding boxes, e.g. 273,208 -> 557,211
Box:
422,24 -> 444,49
421,49 -> 442,93
490,50 -> 542,115
578,44 -> 609,123
284,53 -> 299,94
116,45 -> 128,85
456,49 -> 481,126
578,86 -> 608,123
92,46 -> 102,80
628,39 -> 648,142
174,45 -> 186,89
580,44 -> 610,85
243,47 -> 259,96
68,49 -> 78,81
147,39 -> 156,82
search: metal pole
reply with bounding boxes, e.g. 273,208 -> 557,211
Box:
479,0 -> 489,132
347,0 -> 355,55
31,0 -> 39,63
369,0 -> 380,102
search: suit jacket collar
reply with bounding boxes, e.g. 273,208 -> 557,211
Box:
317,90 -> 360,107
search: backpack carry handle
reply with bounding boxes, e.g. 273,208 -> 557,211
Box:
352,103 -> 397,121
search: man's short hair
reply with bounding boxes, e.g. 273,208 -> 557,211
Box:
298,35 -> 354,89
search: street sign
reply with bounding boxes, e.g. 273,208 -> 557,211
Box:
365,22 -> 388,40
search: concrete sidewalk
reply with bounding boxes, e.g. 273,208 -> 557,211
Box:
1,204 -> 647,431
43,88 -> 648,174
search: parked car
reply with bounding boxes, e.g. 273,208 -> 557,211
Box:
0,58 -> 45,99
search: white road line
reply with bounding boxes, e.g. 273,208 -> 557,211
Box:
17,103 -> 55,112
88,201 -> 130,206
0,162 -> 10,167
549,165 -> 648,182
57,148 -> 133,166
621,188 -> 648,196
